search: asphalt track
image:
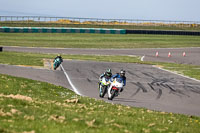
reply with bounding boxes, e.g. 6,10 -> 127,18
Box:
1,46 -> 200,116
61,60 -> 200,116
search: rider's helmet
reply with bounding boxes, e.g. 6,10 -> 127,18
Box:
105,69 -> 112,77
57,54 -> 61,57
120,69 -> 125,77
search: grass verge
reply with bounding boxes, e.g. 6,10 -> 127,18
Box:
0,51 -> 200,80
1,33 -> 200,48
0,73 -> 200,133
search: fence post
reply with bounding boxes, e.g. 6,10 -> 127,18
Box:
0,47 -> 3,52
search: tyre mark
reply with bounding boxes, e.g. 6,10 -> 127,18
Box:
76,68 -> 80,73
157,89 -> 162,99
91,70 -> 100,78
132,82 -> 147,93
148,83 -> 162,99
87,78 -> 91,83
142,72 -> 155,79
127,70 -> 140,78
130,88 -> 140,97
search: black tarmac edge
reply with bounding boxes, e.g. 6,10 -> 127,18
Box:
126,29 -> 200,36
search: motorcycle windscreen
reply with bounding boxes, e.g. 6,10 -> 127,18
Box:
116,78 -> 123,83
56,58 -> 60,62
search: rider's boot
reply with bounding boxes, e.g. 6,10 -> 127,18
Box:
107,85 -> 112,99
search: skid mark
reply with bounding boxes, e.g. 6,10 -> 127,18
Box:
132,82 -> 147,93
131,88 -> 141,97
76,68 -> 80,73
127,70 -> 140,78
182,82 -> 200,94
91,70 -> 100,78
130,77 -> 193,99
142,72 -> 155,79
87,78 -> 92,83
148,83 -> 162,99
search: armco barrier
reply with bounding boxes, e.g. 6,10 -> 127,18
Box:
126,30 -> 200,36
0,27 -> 126,34
1,27 -> 200,35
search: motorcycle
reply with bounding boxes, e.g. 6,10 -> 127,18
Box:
108,78 -> 124,100
53,58 -> 62,70
99,77 -> 111,98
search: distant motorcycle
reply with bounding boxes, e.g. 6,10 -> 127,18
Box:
108,78 -> 124,100
53,58 -> 62,70
99,77 -> 111,98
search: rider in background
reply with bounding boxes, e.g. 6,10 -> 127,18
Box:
54,54 -> 63,63
53,54 -> 63,70
111,69 -> 126,92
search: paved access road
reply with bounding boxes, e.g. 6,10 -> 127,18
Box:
3,46 -> 200,65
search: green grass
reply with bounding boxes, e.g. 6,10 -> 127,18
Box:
1,33 -> 200,48
0,51 -> 141,66
0,51 -> 200,81
0,73 -> 200,133
157,63 -> 200,80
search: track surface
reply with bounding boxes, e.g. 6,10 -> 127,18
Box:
0,64 -> 71,89
61,60 -> 200,116
1,46 -> 200,116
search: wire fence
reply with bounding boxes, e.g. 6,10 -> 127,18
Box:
0,16 -> 200,30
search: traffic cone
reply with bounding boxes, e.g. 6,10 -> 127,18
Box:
156,51 -> 159,57
183,52 -> 186,57
168,52 -> 171,57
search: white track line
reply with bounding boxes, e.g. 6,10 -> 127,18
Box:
60,64 -> 82,96
153,65 -> 200,83
141,55 -> 145,61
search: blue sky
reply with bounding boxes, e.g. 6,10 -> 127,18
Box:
0,0 -> 200,21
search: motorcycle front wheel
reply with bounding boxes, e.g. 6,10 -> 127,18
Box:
100,86 -> 107,98
108,89 -> 116,100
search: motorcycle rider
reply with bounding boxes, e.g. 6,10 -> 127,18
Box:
53,54 -> 63,70
108,69 -> 126,96
99,69 -> 112,94
54,54 -> 63,63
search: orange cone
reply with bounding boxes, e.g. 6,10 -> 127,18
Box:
156,51 -> 159,57
183,52 -> 186,57
168,52 -> 171,57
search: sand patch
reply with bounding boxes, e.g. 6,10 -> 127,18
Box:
0,109 -> 12,116
0,108 -> 21,116
48,115 -> 65,123
43,59 -> 54,70
0,94 -> 33,102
